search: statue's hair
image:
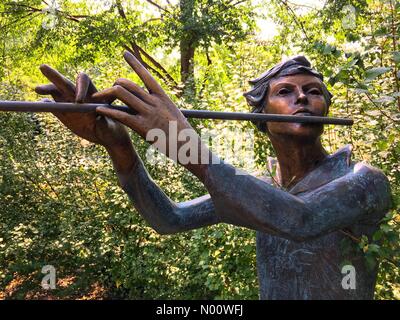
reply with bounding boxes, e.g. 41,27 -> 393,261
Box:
243,56 -> 333,132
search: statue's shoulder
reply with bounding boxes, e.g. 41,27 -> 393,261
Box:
350,161 -> 390,187
251,170 -> 275,185
331,145 -> 390,199
329,144 -> 388,180
352,161 -> 392,222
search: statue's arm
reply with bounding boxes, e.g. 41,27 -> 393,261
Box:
107,145 -> 220,235
203,161 -> 392,241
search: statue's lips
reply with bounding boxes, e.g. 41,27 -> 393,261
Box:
292,108 -> 316,117
293,112 -> 314,116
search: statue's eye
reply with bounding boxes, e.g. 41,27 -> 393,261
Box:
308,88 -> 322,95
277,88 -> 291,95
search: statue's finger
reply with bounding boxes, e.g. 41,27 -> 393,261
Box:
123,51 -> 164,95
96,107 -> 140,131
35,84 -> 66,103
35,84 -> 60,96
75,72 -> 90,103
114,78 -> 155,105
76,72 -> 99,103
88,78 -> 98,95
92,86 -> 150,115
39,64 -> 76,98
90,93 -> 117,105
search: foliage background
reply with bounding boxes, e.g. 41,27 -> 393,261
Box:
0,0 -> 399,299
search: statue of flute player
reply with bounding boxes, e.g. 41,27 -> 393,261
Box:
35,52 -> 391,300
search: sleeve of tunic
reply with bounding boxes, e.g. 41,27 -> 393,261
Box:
120,155 -> 391,240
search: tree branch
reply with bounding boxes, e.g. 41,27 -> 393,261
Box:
115,1 -> 179,93
231,0 -> 248,7
276,0 -> 310,42
144,0 -> 171,14
4,3 -> 42,13
0,12 -> 37,31
141,18 -> 162,27
199,48 -> 212,98
285,0 -> 317,10
135,43 -> 178,87
353,77 -> 399,123
363,91 -> 398,122
116,0 -> 127,19
389,0 -> 400,110
123,44 -> 169,85
4,2 -> 88,23
125,44 -> 181,96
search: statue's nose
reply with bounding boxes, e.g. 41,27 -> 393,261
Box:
295,92 -> 308,105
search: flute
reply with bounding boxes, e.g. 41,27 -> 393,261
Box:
0,101 -> 353,126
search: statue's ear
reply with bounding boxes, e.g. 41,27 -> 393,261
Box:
262,94 -> 270,112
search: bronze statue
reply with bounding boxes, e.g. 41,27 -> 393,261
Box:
35,52 -> 391,300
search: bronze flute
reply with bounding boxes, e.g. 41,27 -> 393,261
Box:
0,101 -> 353,126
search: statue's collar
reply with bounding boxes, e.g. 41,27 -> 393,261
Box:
267,144 -> 353,195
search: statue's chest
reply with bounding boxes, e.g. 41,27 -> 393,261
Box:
255,231 -> 354,299
256,230 -> 343,276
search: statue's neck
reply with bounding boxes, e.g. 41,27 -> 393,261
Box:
269,136 -> 328,189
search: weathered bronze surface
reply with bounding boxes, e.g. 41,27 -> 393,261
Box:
34,52 -> 391,300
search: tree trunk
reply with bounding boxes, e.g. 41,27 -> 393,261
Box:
180,0 -> 196,98
180,40 -> 195,96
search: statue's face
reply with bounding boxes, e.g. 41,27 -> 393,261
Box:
264,74 -> 328,141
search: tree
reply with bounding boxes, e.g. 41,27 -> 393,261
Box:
0,0 -> 398,300
1,0 -> 256,97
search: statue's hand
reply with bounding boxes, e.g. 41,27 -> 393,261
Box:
94,51 -> 198,159
35,65 -> 131,149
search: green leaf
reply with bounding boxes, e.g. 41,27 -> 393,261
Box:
365,67 -> 391,81
372,95 -> 395,103
373,230 -> 383,242
366,110 -> 381,117
368,244 -> 380,253
323,44 -> 334,55
393,51 -> 400,64
354,88 -> 369,94
365,254 -> 377,271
